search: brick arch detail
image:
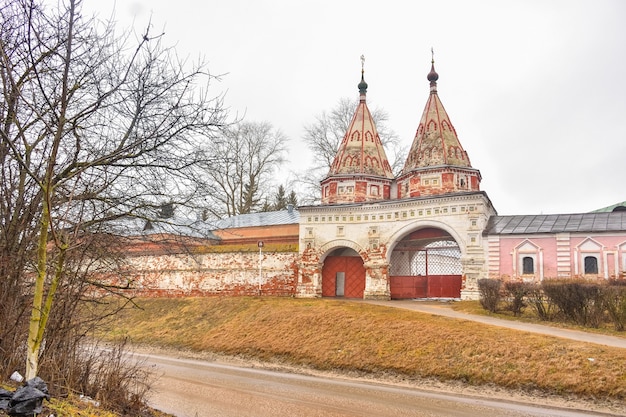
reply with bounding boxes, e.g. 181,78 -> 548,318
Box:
319,239 -> 366,263
386,220 -> 466,264
387,220 -> 465,299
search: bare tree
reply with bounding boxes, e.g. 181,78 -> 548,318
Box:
199,121 -> 287,218
0,0 -> 227,382
299,97 -> 406,204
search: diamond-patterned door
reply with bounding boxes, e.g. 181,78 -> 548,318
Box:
321,256 -> 365,298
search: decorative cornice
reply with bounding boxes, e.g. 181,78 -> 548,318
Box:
300,191 -> 495,213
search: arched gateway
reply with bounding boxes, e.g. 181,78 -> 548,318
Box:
321,247 -> 366,298
389,228 -> 462,299
296,58 -> 494,300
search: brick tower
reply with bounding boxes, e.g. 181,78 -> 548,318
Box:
320,57 -> 394,204
396,56 -> 481,198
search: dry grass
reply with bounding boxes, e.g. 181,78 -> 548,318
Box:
453,300 -> 626,336
93,297 -> 626,402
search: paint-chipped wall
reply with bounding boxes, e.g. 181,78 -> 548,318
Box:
121,250 -> 299,297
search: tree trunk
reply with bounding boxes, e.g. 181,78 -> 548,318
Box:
25,192 -> 50,380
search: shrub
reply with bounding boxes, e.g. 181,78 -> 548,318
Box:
503,281 -> 532,317
477,279 -> 501,313
603,285 -> 626,331
542,280 -> 604,327
525,283 -> 556,321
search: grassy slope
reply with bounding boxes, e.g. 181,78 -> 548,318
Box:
94,297 -> 626,402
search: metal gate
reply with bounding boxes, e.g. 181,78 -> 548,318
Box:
390,238 -> 462,299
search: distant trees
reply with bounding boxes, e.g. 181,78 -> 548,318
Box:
299,97 -> 406,203
0,0 -> 227,385
198,121 -> 288,218
261,184 -> 298,211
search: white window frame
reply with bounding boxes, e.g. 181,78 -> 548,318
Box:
512,240 -> 543,280
575,238 -> 604,278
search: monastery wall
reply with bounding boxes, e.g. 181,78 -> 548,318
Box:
121,250 -> 299,297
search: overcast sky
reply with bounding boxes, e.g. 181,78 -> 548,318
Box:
82,0 -> 625,215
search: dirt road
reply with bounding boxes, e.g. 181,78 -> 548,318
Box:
139,352 -> 622,417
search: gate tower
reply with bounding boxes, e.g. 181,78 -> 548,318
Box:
297,56 -> 495,300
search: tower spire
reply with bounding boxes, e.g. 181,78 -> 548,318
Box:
358,54 -> 368,97
397,53 -> 481,198
427,47 -> 439,92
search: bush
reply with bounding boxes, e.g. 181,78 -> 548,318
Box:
503,281 -> 532,317
78,340 -> 153,416
542,280 -> 605,327
478,279 -> 501,313
603,285 -> 626,331
525,283 -> 556,321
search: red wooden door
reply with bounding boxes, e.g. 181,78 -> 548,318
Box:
322,256 -> 365,298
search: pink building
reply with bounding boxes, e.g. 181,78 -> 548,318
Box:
487,213 -> 626,281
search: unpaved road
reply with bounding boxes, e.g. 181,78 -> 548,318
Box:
138,352 -> 622,417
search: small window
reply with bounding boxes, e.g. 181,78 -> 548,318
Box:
584,256 -> 598,274
522,257 -> 534,274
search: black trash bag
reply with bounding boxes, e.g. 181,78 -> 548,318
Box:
7,377 -> 50,417
0,388 -> 13,411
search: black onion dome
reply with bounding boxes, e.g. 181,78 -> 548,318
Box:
427,61 -> 439,84
358,71 -> 368,94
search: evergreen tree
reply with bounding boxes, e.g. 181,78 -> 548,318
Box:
273,185 -> 288,210
287,190 -> 298,207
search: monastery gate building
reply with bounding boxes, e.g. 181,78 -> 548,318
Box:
297,60 -> 494,300
123,59 -> 626,300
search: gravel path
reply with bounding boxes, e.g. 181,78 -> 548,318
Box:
360,300 -> 626,349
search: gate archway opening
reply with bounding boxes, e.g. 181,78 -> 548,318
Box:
321,247 -> 365,298
389,228 -> 462,299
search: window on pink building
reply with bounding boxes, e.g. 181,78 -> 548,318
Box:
522,257 -> 534,274
584,256 -> 598,274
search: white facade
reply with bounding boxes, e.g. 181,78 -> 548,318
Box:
297,191 -> 496,299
